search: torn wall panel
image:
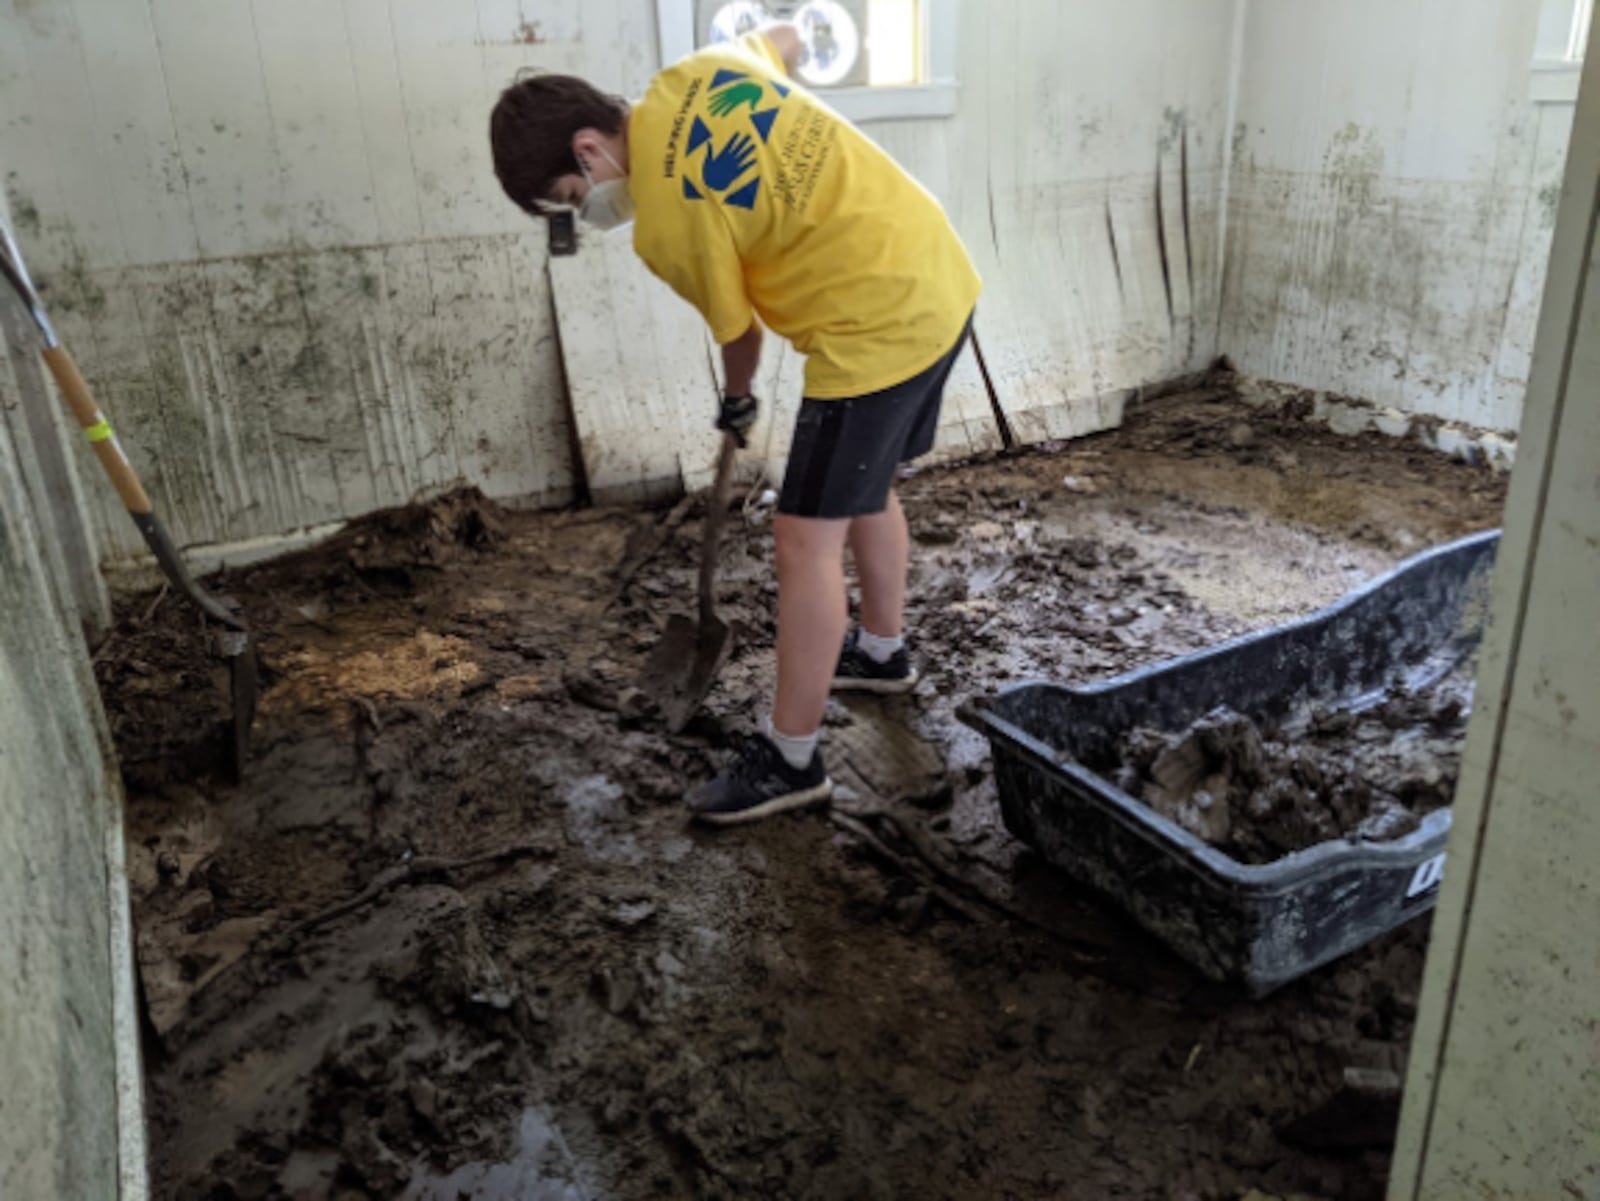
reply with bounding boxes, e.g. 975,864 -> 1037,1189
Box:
548,233 -> 714,505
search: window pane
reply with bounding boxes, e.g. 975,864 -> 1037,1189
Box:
795,1 -> 863,86
1571,0 -> 1594,60
706,1 -> 772,44
868,0 -> 919,87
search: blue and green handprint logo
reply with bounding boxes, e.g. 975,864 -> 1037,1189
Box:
683,69 -> 785,210
703,131 -> 758,190
708,80 -> 763,117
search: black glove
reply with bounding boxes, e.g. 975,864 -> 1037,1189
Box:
716,392 -> 759,448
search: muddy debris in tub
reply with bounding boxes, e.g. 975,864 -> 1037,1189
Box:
1104,670 -> 1473,865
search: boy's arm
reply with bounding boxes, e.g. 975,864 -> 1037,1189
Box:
760,22 -> 804,77
716,320 -> 763,445
721,321 -> 763,396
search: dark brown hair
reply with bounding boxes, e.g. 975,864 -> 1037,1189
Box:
489,71 -> 628,214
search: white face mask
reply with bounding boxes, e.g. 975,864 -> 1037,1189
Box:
578,147 -> 634,231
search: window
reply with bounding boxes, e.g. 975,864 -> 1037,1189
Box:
656,0 -> 959,122
1532,0 -> 1592,102
1570,0 -> 1594,61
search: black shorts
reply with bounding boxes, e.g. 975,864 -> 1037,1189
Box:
778,315 -> 973,519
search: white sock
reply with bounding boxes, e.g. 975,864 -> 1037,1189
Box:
765,717 -> 820,770
855,627 -> 904,664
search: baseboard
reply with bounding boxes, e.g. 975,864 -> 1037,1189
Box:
105,779 -> 150,1200
100,521 -> 350,592
99,486 -> 580,594
1233,375 -> 1518,471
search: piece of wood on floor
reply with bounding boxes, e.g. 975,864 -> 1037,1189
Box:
829,704 -> 950,808
548,234 -> 715,504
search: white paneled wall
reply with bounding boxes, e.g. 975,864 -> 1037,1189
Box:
939,0 -> 1236,436
0,180 -> 145,1200
559,0 -> 1241,501
0,0 -> 622,562
1220,0 -> 1567,432
2,0 -> 1556,561
2,0 -> 1238,556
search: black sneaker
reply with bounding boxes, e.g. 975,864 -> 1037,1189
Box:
687,734 -> 833,826
832,629 -> 918,694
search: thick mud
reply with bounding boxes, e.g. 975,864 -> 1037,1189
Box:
99,392 -> 1506,1201
1106,673 -> 1473,865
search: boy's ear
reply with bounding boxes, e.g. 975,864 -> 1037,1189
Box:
571,128 -> 601,168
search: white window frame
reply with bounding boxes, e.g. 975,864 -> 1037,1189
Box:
1531,0 -> 1593,103
655,0 -> 960,122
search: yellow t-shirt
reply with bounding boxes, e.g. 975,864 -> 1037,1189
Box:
628,33 -> 981,399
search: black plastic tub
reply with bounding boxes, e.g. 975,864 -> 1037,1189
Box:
957,530 -> 1500,995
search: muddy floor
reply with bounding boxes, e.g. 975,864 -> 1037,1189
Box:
100,391 -> 1506,1201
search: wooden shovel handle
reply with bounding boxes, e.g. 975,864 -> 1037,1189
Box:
41,344 -> 154,516
36,327 -> 248,633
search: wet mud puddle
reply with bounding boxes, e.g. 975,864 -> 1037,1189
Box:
399,1108 -> 584,1201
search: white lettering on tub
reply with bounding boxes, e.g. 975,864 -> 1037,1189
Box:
1407,852 -> 1446,899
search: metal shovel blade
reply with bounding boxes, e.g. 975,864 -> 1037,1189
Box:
217,629 -> 259,784
641,610 -> 733,733
637,431 -> 741,733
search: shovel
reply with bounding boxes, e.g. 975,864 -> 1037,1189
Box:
0,221 -> 258,781
639,431 -> 740,732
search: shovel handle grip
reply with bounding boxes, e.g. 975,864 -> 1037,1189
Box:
41,345 -> 155,516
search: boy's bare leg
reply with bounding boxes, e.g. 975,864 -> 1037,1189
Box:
771,513 -> 852,736
846,489 -> 910,638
